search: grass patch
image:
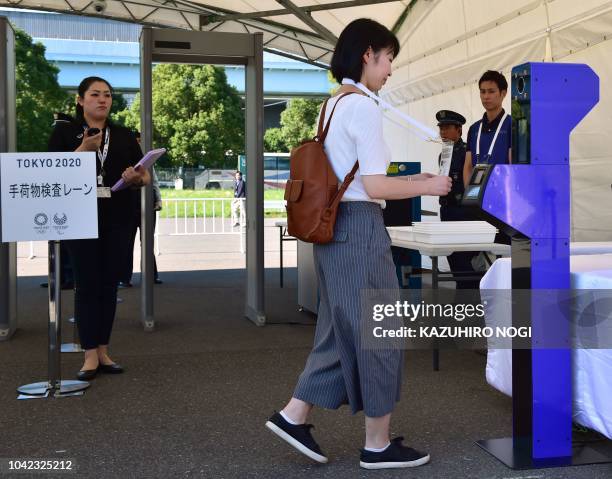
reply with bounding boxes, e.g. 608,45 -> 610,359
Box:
159,188 -> 285,218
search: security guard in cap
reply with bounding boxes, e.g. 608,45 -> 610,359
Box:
436,110 -> 479,289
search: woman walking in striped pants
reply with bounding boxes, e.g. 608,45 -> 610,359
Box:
266,18 -> 451,470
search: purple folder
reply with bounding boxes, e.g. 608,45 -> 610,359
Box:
111,148 -> 166,192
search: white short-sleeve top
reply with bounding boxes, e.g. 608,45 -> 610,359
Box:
320,93 -> 391,206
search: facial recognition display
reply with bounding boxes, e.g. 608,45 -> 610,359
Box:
461,164 -> 492,206
465,186 -> 480,198
1,152 -> 98,242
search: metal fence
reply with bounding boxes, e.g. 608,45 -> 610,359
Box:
157,197 -> 246,254
25,198 -> 287,257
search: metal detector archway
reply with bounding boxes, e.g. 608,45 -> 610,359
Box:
139,28 -> 265,328
0,17 -> 18,340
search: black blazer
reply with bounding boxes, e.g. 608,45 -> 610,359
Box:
48,120 -> 143,227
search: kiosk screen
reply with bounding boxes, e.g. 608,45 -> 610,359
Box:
465,186 -> 480,198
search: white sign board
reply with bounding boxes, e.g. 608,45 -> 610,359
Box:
0,152 -> 98,242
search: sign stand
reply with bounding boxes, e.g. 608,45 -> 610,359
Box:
17,241 -> 89,398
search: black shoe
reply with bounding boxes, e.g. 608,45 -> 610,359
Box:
98,363 -> 124,374
265,412 -> 328,463
360,437 -> 430,470
76,368 -> 98,381
154,278 -> 163,285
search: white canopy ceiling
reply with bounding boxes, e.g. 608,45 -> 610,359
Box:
5,0 -> 611,97
2,0 -> 611,239
0,0 -> 416,66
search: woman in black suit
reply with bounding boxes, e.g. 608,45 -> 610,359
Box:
48,76 -> 150,380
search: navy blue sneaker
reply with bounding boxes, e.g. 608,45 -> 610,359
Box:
265,412 -> 328,463
360,436 -> 430,470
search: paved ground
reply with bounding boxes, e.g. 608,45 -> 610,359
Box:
2,220 -> 611,478
16,218 -> 296,278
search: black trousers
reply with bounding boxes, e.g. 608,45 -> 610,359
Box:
121,211 -> 158,282
440,205 -> 480,289
64,223 -> 131,350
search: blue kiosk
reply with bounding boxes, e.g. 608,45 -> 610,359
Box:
463,62 -> 610,468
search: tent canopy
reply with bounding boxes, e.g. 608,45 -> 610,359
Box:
0,0 -> 417,67
2,0 -> 611,240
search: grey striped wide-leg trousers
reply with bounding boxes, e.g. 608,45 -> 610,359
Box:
293,201 -> 402,417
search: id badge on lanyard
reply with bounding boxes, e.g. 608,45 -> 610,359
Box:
94,126 -> 110,187
475,112 -> 507,166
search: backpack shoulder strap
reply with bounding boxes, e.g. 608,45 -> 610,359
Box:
316,92 -> 355,143
316,99 -> 329,138
327,160 -> 359,210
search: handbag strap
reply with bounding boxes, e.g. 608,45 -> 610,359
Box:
316,92 -> 355,143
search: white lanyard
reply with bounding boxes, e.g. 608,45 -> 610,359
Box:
98,127 -> 110,167
341,78 -> 439,142
82,125 -> 110,166
84,126 -> 110,187
476,112 -> 507,163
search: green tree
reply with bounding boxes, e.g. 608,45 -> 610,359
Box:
115,64 -> 244,168
278,98 -> 323,150
109,92 -> 128,122
263,127 -> 287,152
14,29 -> 69,152
113,94 -> 139,131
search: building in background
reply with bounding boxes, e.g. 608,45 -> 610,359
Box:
1,8 -> 333,129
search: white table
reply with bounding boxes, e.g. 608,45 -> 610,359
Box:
570,242 -> 612,255
388,232 -> 511,289
388,229 -> 511,370
389,238 -> 511,258
482,254 -> 612,439
388,233 -> 612,288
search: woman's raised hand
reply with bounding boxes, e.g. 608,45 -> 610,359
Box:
77,129 -> 103,152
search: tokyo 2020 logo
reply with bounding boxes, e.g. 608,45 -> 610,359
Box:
34,213 -> 48,226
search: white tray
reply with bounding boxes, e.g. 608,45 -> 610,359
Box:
412,224 -> 496,230
412,221 -> 492,226
413,221 -> 495,228
412,228 -> 496,235
386,226 -> 414,242
412,225 -> 496,232
413,231 -> 497,244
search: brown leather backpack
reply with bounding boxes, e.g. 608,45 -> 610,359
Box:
284,93 -> 359,244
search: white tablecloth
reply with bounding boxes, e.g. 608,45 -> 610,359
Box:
481,254 -> 612,438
